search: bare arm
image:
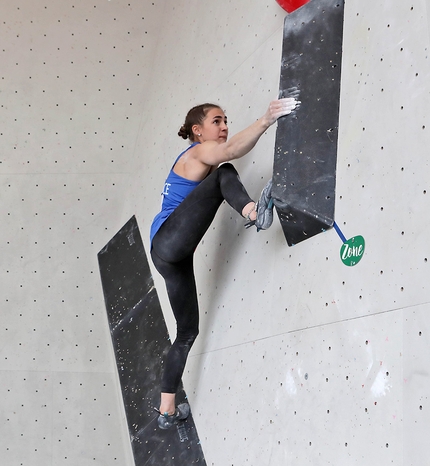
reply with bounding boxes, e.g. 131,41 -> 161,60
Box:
195,98 -> 297,166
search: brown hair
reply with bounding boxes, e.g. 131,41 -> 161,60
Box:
178,103 -> 222,142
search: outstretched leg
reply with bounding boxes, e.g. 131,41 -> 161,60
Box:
150,163 -> 256,421
150,250 -> 199,416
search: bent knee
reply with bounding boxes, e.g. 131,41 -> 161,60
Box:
217,162 -> 236,173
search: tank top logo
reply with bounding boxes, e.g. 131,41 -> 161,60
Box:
163,182 -> 171,196
160,182 -> 171,207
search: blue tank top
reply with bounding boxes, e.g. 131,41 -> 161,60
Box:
150,143 -> 201,244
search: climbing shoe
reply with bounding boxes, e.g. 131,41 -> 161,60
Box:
157,403 -> 190,430
245,179 -> 274,231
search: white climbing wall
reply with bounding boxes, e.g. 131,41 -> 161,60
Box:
0,1 -> 162,464
1,0 -> 429,465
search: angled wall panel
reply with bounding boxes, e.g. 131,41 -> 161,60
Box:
98,216 -> 205,466
273,0 -> 344,245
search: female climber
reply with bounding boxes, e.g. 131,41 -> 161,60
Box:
150,97 -> 298,429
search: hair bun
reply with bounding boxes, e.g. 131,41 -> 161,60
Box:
178,104 -> 220,142
178,125 -> 189,140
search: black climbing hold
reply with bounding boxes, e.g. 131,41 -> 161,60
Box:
98,216 -> 206,466
273,0 -> 345,246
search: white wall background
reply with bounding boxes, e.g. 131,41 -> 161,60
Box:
1,0 -> 429,465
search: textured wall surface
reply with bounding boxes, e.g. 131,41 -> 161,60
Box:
1,0 -> 429,465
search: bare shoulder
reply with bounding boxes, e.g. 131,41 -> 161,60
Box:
192,140 -> 219,158
192,140 -> 228,167
173,143 -> 214,181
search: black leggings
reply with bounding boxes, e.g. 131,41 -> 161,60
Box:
151,163 -> 253,393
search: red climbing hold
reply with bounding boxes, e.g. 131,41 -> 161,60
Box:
275,0 -> 310,13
